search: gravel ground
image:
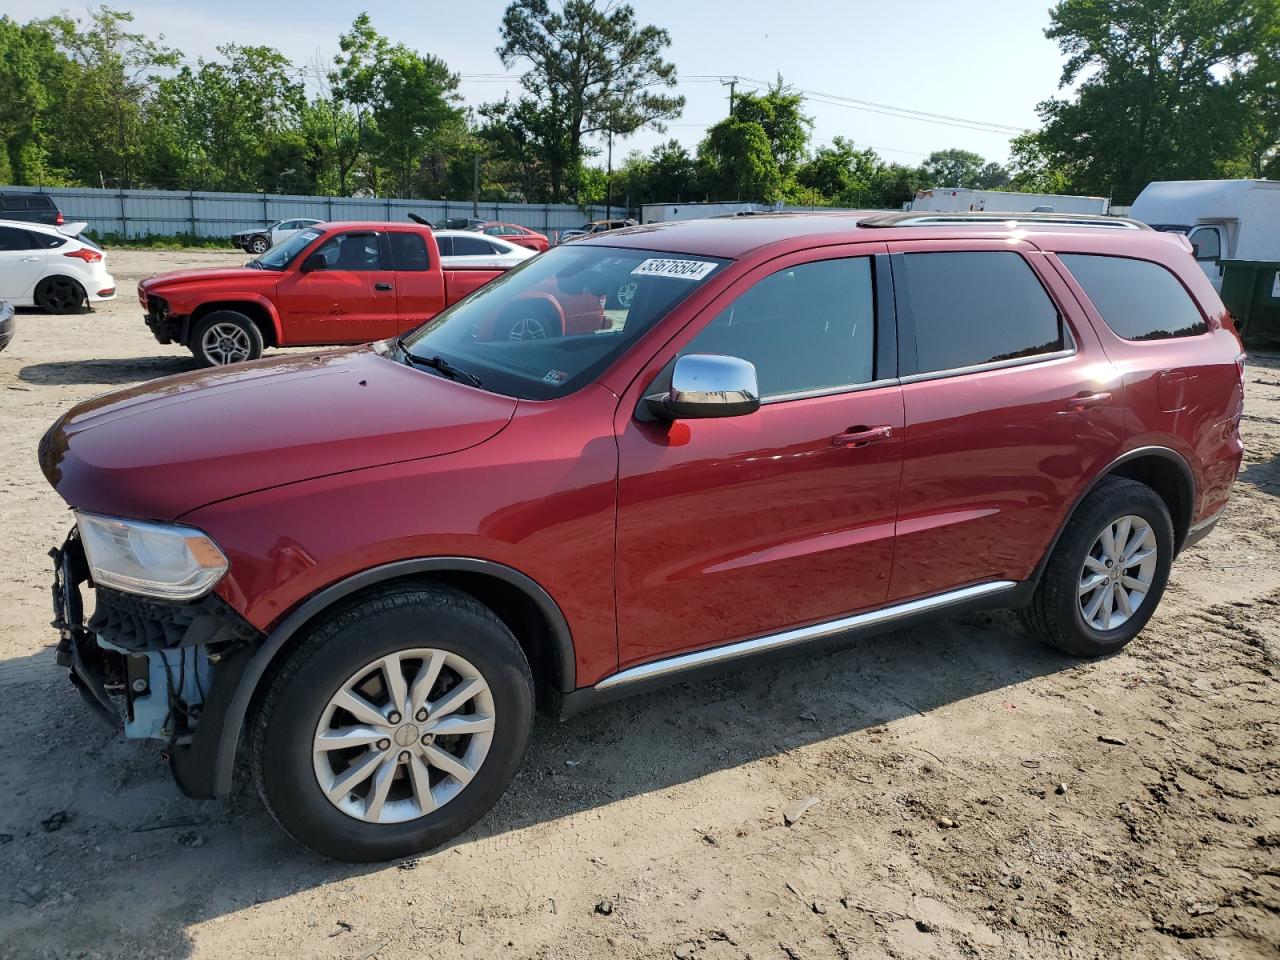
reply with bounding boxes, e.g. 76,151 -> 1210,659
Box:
0,249 -> 1276,960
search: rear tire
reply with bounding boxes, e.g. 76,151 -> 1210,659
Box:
251,585 -> 535,862
34,276 -> 86,315
1021,477 -> 1174,656
190,310 -> 263,366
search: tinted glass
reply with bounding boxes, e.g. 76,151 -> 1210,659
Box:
449,236 -> 496,256
1189,228 -> 1221,262
1060,254 -> 1208,340
31,231 -> 66,249
255,227 -> 322,269
389,232 -> 430,271
435,235 -> 453,257
903,252 -> 1063,373
314,231 -> 382,271
0,227 -> 33,250
404,246 -> 726,400
684,257 -> 875,399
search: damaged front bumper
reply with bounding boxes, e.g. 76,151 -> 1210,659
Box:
50,529 -> 263,796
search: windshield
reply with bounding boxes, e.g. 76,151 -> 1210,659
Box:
254,228 -> 323,270
402,245 -> 728,400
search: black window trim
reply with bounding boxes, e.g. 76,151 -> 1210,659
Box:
1052,251 -> 1212,343
385,229 -> 432,272
890,249 -> 1078,383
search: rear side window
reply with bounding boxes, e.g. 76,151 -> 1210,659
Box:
902,252 -> 1064,374
31,231 -> 65,249
684,257 -> 876,399
1060,254 -> 1208,341
389,232 -> 430,271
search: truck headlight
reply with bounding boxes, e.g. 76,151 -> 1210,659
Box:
76,512 -> 229,601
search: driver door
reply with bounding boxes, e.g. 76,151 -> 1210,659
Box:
275,229 -> 398,344
613,247 -> 904,670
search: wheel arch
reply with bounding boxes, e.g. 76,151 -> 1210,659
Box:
1031,445 -> 1196,585
188,557 -> 576,798
191,298 -> 282,347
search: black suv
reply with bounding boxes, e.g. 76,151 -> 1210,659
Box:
0,191 -> 64,226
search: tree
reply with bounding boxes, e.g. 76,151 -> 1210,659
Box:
795,136 -> 882,205
731,77 -> 811,175
697,116 -> 782,202
149,45 -> 304,191
495,0 -> 683,201
1032,0 -> 1280,199
921,148 -> 988,188
44,6 -> 178,187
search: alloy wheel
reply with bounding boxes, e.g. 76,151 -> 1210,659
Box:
616,281 -> 638,308
1078,514 -> 1157,631
201,322 -> 253,364
507,317 -> 548,340
312,648 -> 496,824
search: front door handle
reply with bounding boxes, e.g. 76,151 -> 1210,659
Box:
374,282 -> 393,291
1066,391 -> 1112,411
832,425 -> 893,448
21,257 -> 39,263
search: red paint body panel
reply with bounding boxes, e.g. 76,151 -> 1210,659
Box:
44,216 -> 1245,695
136,223 -> 509,349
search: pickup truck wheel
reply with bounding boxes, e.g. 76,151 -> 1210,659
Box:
1020,477 -> 1173,657
251,585 -> 534,862
34,276 -> 87,314
249,235 -> 269,255
191,311 -> 263,367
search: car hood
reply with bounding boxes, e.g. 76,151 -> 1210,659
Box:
39,347 -> 518,521
141,267 -> 269,290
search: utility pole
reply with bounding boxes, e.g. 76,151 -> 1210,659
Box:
721,76 -> 738,117
472,153 -> 480,217
605,128 -> 613,221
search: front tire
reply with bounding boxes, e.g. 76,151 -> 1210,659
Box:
251,585 -> 535,862
190,310 -> 263,366
1021,477 -> 1174,656
34,276 -> 87,314
249,235 -> 270,255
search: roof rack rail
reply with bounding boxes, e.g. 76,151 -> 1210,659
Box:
858,211 -> 1149,231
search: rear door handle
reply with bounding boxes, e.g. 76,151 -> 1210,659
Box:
832,425 -> 893,448
1066,391 -> 1111,411
374,282 -> 393,291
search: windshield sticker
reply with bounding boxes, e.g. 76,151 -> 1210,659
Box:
630,258 -> 718,281
542,369 -> 569,385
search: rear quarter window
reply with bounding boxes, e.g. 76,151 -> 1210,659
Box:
1059,254 -> 1207,341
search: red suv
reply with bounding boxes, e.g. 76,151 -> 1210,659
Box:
43,212 -> 1243,861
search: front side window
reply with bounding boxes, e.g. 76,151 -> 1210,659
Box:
902,251 -> 1064,374
1060,253 -> 1208,341
1189,227 -> 1221,263
313,231 -> 383,271
403,245 -> 727,400
683,257 -> 876,399
449,236 -> 497,256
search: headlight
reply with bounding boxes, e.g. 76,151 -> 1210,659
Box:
76,512 -> 229,601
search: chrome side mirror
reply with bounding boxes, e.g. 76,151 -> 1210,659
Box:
647,354 -> 761,420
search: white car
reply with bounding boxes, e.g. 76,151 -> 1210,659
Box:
433,230 -> 536,269
0,219 -> 115,314
232,218 -> 325,256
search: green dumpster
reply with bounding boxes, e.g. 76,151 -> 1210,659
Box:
1221,259 -> 1280,342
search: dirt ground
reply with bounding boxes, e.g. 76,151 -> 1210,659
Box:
0,248 -> 1277,960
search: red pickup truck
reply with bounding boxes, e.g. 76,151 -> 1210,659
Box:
139,222 -> 513,366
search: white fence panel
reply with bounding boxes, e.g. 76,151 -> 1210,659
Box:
0,185 -> 623,240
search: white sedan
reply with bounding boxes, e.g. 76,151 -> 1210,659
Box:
232,218 -> 325,255
433,230 -> 536,269
0,219 -> 115,314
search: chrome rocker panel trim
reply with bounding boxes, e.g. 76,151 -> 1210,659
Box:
595,580 -> 1018,692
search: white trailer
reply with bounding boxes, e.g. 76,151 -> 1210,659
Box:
1130,180 -> 1280,291
907,187 -> 1109,216
640,201 -> 763,223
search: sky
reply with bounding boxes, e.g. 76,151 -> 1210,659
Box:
7,0 -> 1071,166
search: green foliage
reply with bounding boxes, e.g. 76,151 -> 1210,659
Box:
697,116 -> 783,202
1029,0 -> 1280,200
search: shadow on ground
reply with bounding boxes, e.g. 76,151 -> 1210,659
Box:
19,355 -> 195,386
0,610 -> 1077,957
